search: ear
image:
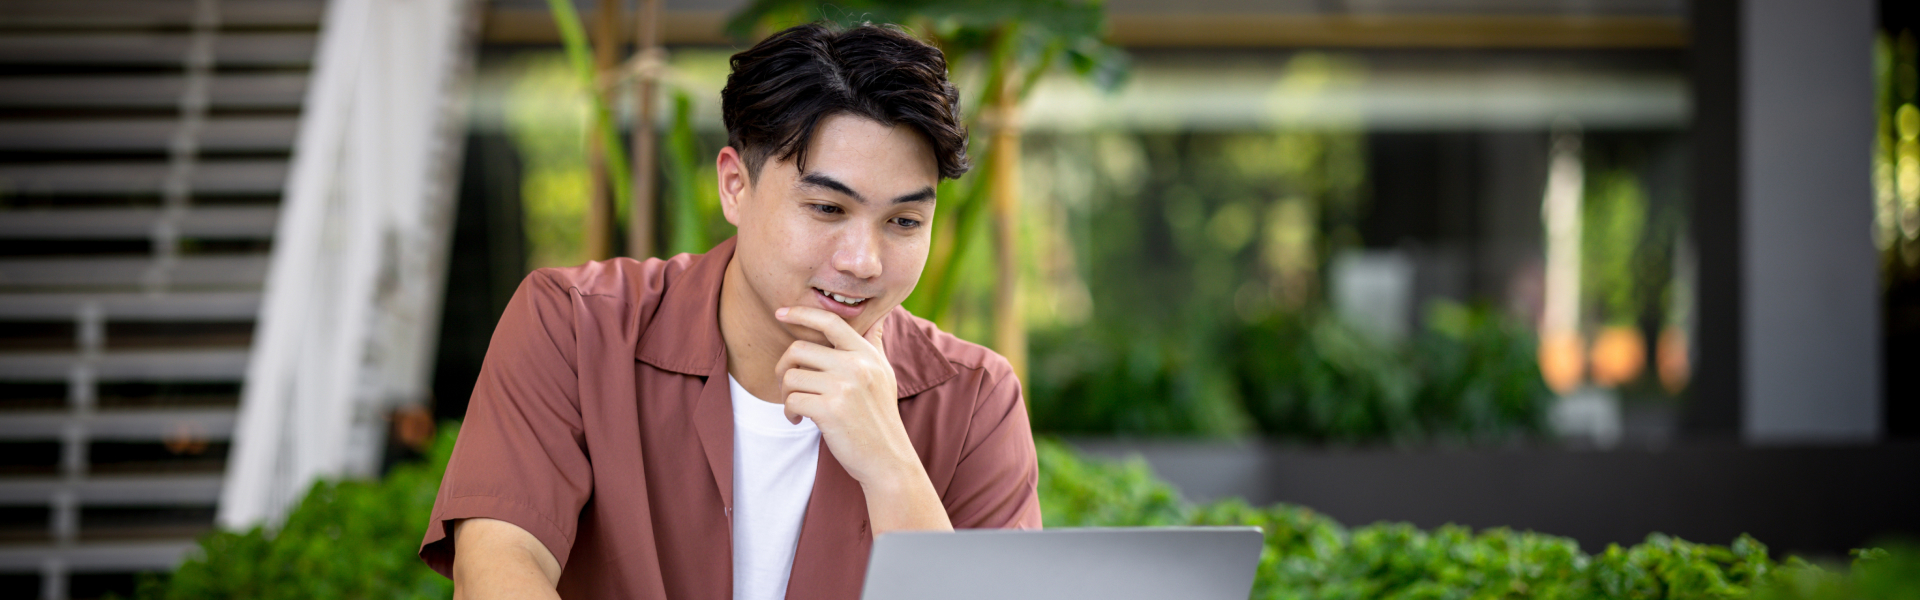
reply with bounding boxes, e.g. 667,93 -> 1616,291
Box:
717,146 -> 751,227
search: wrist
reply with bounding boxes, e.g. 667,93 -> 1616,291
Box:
858,454 -> 953,536
860,453 -> 929,498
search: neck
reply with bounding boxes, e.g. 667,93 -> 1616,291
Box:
718,255 -> 791,404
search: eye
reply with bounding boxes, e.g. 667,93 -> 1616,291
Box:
809,203 -> 843,215
891,217 -> 922,229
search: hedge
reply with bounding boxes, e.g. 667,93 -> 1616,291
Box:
1036,440 -> 1917,600
132,425 -> 1913,599
129,427 -> 455,600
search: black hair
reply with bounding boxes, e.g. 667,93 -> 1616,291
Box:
721,22 -> 970,181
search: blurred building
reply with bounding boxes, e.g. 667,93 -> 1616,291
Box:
0,0 -> 475,597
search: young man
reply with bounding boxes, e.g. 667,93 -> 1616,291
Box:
418,23 -> 1042,600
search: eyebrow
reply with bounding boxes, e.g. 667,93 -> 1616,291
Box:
798,172 -> 935,205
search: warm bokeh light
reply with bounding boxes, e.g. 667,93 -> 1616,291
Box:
1590,326 -> 1646,388
164,422 -> 209,456
1539,330 -> 1586,395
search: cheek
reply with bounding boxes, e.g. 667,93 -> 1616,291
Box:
884,236 -> 930,288
775,224 -> 836,290
753,208 -> 810,261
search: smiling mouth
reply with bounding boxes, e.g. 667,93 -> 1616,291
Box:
815,287 -> 869,307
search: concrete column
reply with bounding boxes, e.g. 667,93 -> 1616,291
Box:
1741,0 -> 1880,443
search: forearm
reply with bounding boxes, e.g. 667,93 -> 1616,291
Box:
451,518 -> 563,600
861,460 -> 954,536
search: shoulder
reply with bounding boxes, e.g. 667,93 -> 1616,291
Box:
511,252 -> 714,349
523,252 -> 699,302
890,310 -> 1019,403
516,251 -> 712,326
916,315 -> 1015,379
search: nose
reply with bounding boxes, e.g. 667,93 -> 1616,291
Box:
830,225 -> 882,280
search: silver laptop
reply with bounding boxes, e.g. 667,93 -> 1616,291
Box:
860,527 -> 1264,600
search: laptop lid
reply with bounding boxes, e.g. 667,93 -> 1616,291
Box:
860,527 -> 1264,600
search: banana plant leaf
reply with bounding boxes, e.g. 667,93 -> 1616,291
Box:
544,0 -> 633,218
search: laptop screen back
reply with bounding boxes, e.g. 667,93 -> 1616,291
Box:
860,527 -> 1264,600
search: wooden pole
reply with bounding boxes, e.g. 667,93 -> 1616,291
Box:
990,59 -> 1026,383
583,0 -> 622,261
627,0 -> 661,258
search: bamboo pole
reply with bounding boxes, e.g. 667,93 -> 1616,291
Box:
583,0 -> 622,261
990,58 -> 1026,383
628,0 -> 661,258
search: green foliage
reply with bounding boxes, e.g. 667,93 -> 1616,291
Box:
1757,545 -> 1920,600
1873,30 -> 1920,273
1035,434 -> 1189,527
1232,311 -> 1421,443
504,53 -> 593,270
132,426 -> 460,600
504,52 -> 730,263
1029,324 -> 1256,438
1408,302 -> 1556,442
1582,168 -> 1649,327
136,429 -> 1912,600
660,90 -> 725,256
543,0 -> 631,215
1037,438 -> 1912,600
1032,302 -> 1551,443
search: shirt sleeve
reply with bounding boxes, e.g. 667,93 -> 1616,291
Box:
419,269 -> 593,577
942,361 -> 1045,530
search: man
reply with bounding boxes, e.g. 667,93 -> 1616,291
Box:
418,22 -> 1042,600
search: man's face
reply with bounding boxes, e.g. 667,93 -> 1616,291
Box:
719,113 -> 939,344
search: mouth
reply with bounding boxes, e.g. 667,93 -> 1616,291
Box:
816,287 -> 869,306
812,286 -> 871,318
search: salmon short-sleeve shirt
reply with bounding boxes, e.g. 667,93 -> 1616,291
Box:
419,237 -> 1043,599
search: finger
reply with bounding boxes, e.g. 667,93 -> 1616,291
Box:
775,340 -> 841,378
779,367 -> 837,397
782,392 -> 822,425
776,306 -> 869,351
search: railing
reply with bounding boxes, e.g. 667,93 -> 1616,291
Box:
217,0 -> 480,529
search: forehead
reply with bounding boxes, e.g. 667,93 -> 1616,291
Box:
779,113 -> 939,194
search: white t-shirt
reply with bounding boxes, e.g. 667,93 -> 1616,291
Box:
728,375 -> 821,600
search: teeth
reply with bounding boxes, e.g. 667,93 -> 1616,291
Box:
827,291 -> 866,306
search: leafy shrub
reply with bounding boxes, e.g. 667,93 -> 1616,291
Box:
1406,302 -> 1555,442
1039,438 -> 1909,600
135,426 -> 1912,600
1029,325 -> 1256,438
1035,434 -> 1190,527
1033,301 -> 1552,444
132,426 -> 458,600
1234,302 -> 1554,445
1231,311 -> 1421,443
1757,546 -> 1920,600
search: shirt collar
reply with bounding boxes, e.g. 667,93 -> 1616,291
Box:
634,236 -> 959,398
